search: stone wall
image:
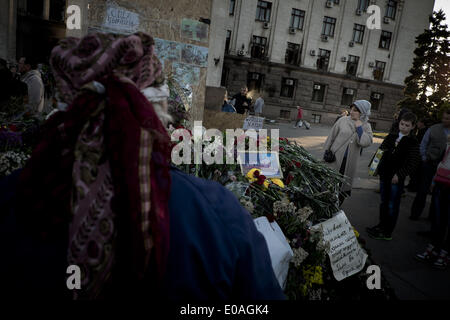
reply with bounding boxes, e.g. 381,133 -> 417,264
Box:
67,0 -> 212,123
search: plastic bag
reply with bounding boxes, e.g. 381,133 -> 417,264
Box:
253,216 -> 293,290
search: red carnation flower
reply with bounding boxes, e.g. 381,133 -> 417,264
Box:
253,170 -> 260,178
266,213 -> 275,223
286,173 -> 294,185
8,124 -> 18,132
294,161 -> 301,168
256,174 -> 266,185
280,147 -> 284,152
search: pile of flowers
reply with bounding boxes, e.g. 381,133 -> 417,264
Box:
0,96 -> 45,179
174,134 -> 396,300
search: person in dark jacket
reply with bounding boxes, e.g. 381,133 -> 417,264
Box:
367,112 -> 421,240
389,107 -> 411,135
406,118 -> 428,192
231,86 -> 252,114
0,32 -> 285,301
410,108 -> 450,220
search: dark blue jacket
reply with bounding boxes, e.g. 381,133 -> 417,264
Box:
0,168 -> 285,300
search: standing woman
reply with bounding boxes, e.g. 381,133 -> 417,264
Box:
323,100 -> 374,205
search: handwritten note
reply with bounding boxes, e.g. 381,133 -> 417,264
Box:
103,2 -> 139,33
243,116 -> 264,130
312,211 -> 367,281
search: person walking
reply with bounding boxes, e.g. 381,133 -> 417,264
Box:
18,56 -> 45,113
366,112 -> 420,240
323,100 -> 373,205
410,108 -> 450,220
293,106 -> 307,129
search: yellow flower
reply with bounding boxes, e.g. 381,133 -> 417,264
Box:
270,178 -> 285,188
263,180 -> 269,189
246,168 -> 261,182
353,227 -> 360,238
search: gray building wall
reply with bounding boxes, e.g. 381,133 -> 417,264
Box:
212,0 -> 435,130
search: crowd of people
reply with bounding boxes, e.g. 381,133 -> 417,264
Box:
0,30 -> 448,301
322,100 -> 450,270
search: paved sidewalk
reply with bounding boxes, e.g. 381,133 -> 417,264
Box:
266,121 -> 450,300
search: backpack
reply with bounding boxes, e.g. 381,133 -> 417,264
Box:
434,144 -> 450,187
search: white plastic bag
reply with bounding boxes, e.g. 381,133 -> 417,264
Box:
253,217 -> 293,290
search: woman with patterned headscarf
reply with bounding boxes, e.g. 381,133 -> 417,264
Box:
0,32 -> 284,300
323,100 -> 374,205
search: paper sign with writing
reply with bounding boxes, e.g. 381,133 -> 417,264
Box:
103,3 -> 139,33
312,211 -> 367,281
243,116 -> 265,130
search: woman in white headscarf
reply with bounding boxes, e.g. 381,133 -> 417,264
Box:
323,100 -> 373,205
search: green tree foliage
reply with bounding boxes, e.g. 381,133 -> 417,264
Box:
398,10 -> 450,122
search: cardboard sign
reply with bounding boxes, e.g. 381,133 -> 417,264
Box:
103,3 -> 139,33
312,211 -> 367,281
243,116 -> 264,130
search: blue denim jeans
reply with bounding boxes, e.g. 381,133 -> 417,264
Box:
379,178 -> 404,235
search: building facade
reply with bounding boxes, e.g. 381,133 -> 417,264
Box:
0,0 -> 67,62
213,0 -> 435,130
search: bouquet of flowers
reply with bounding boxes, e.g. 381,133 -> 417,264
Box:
174,134 -> 396,300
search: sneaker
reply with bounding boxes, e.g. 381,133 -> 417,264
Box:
368,230 -> 392,241
366,225 -> 382,235
433,250 -> 449,269
415,244 -> 438,262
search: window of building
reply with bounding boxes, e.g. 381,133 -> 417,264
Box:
247,72 -> 264,92
341,88 -> 356,106
280,110 -> 291,119
225,30 -> 232,54
370,92 -> 383,111
311,114 -> 322,124
379,31 -> 392,49
346,55 -> 359,76
251,36 -> 267,59
280,78 -> 296,98
322,16 -> 337,37
312,83 -> 326,102
373,61 -> 386,81
385,0 -> 397,19
317,49 -> 331,72
256,1 -> 272,22
290,9 -> 305,30
27,0 -> 44,17
49,0 -> 66,22
357,0 -> 369,11
352,24 -> 365,43
221,67 -> 229,87
285,42 -> 301,65
229,0 -> 236,15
